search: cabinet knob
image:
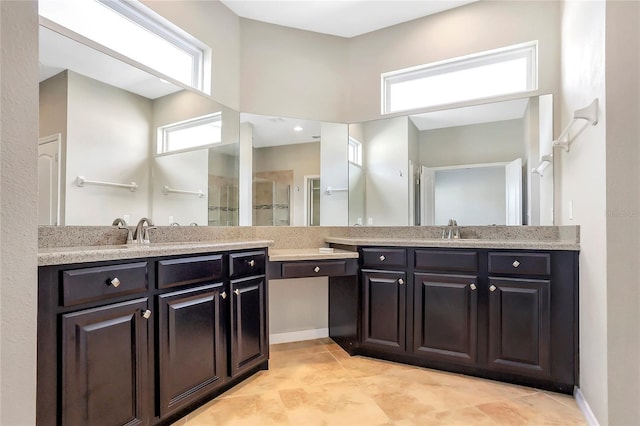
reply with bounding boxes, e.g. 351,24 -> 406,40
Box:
110,277 -> 121,288
470,283 -> 477,290
248,259 -> 255,267
141,309 -> 152,319
234,289 -> 240,296
379,255 -> 386,261
314,266 -> 320,273
489,285 -> 497,292
398,278 -> 404,285
512,260 -> 520,268
221,291 -> 227,299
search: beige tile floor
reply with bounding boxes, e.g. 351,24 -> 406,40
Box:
174,338 -> 586,426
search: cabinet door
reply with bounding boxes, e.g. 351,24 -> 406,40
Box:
413,273 -> 478,364
230,276 -> 267,376
361,270 -> 406,352
61,298 -> 150,426
488,277 -> 551,378
158,283 -> 227,417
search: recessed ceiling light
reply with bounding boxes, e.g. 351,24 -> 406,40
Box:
293,126 -> 303,132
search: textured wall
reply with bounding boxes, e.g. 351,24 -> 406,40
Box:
0,1 -> 39,423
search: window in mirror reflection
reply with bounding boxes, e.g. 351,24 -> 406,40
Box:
39,0 -> 211,92
158,113 -> 222,154
348,137 -> 363,166
382,41 -> 537,114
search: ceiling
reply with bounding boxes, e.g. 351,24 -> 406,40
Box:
221,0 -> 477,38
409,98 -> 530,131
241,113 -> 321,148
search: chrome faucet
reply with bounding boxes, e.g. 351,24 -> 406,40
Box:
112,218 -> 133,244
133,217 -> 156,244
442,219 -> 460,239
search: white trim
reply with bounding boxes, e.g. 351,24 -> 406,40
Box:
381,41 -> 538,114
574,387 -> 600,426
269,328 -> 329,345
428,161 -> 509,171
303,175 -> 321,226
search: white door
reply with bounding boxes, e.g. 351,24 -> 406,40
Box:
409,161 -> 415,226
420,166 -> 436,226
505,158 -> 523,225
38,134 -> 61,225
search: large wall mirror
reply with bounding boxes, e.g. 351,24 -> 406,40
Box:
349,95 -> 554,226
38,24 -> 239,226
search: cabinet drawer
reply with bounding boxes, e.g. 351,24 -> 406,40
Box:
281,260 -> 347,278
488,252 -> 550,277
61,262 -> 148,307
158,255 -> 224,289
229,251 -> 266,278
361,248 -> 406,269
414,250 -> 478,273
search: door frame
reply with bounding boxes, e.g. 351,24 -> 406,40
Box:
38,133 -> 62,226
303,174 -> 320,226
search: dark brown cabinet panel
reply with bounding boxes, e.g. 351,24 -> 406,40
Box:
361,248 -> 407,269
157,255 -> 224,289
413,273 -> 478,364
230,276 -> 268,376
157,283 -> 227,417
61,298 -> 150,426
488,277 -> 551,378
229,251 -> 266,279
361,270 -> 406,352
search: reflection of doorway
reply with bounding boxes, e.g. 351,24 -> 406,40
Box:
304,175 -> 320,226
38,134 -> 61,225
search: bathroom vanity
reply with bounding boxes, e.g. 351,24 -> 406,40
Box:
37,242 -> 270,426
36,226 -> 579,425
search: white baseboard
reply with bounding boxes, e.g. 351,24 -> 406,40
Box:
269,328 -> 329,344
574,387 -> 600,426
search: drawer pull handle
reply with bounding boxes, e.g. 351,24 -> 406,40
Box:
141,309 -> 152,319
398,278 -> 404,285
379,255 -> 386,261
221,291 -> 227,299
314,266 -> 320,273
512,260 -> 520,268
234,289 -> 240,296
470,283 -> 477,290
110,277 -> 121,288
248,259 -> 255,267
489,285 -> 497,292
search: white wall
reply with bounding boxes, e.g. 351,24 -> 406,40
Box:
348,123 -> 366,226
603,2 -> 640,424
0,1 -> 38,423
419,119 -> 525,167
320,122 -> 349,225
363,117 -> 409,225
269,277 -> 328,338
65,72 -> 151,225
559,1 -> 608,423
434,166 -> 506,226
152,149 -> 209,226
538,94 -> 554,225
348,0 -> 561,123
239,19 -> 349,123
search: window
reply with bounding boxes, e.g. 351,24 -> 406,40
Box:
158,113 -> 222,154
382,41 -> 537,114
39,0 -> 211,93
348,137 -> 362,166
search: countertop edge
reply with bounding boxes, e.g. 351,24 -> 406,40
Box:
325,237 -> 580,251
38,240 -> 274,266
268,249 -> 359,262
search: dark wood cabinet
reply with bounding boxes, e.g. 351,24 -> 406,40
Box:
157,283 -> 227,417
487,277 -> 551,378
38,248 -> 269,426
230,276 -> 268,376
343,246 -> 577,393
413,273 -> 478,365
361,270 -> 407,352
61,298 -> 150,426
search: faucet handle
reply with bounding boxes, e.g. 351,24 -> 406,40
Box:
142,226 -> 157,244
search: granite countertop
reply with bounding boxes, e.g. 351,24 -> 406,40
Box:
268,248 -> 359,262
38,240 -> 274,266
325,237 -> 580,251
